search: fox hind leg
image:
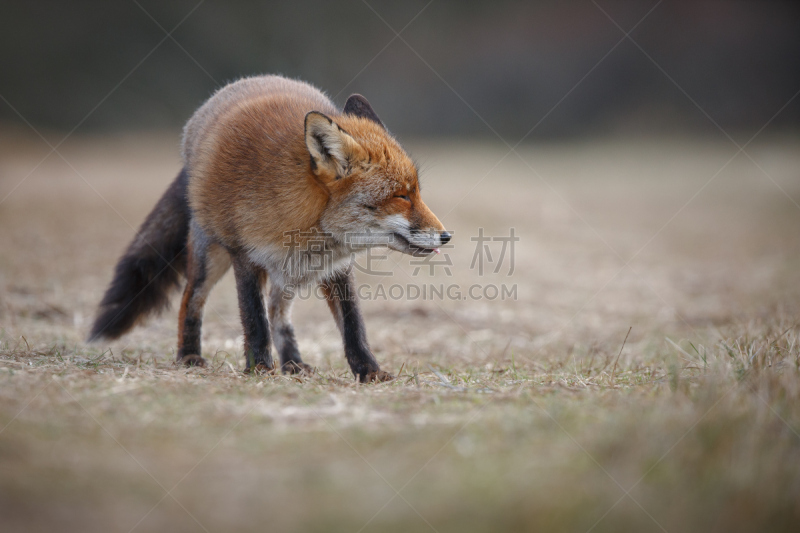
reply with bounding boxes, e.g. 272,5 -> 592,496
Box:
177,225 -> 231,367
231,254 -> 274,373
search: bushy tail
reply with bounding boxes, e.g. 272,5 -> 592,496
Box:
88,168 -> 190,341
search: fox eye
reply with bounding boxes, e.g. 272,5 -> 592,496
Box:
395,194 -> 410,202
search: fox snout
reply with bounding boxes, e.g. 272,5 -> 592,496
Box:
410,227 -> 451,245
404,228 -> 451,255
390,202 -> 451,255
429,229 -> 452,245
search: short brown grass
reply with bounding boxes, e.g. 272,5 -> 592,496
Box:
1,133 -> 800,532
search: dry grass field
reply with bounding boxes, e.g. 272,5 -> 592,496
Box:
1,131 -> 800,532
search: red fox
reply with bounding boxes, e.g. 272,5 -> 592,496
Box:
88,75 -> 450,382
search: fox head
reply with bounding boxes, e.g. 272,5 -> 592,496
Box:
305,95 -> 450,256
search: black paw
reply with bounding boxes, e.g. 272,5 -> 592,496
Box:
361,370 -> 394,383
178,354 -> 207,367
244,362 -> 275,375
282,361 -> 314,375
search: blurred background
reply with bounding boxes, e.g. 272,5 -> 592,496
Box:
4,3 -> 800,532
1,0 -> 799,140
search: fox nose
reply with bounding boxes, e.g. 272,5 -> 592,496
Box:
440,231 -> 451,245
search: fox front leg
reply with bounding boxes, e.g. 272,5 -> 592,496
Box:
321,269 -> 393,382
268,282 -> 313,374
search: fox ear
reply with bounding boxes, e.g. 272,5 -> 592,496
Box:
343,94 -> 385,129
305,111 -> 366,180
